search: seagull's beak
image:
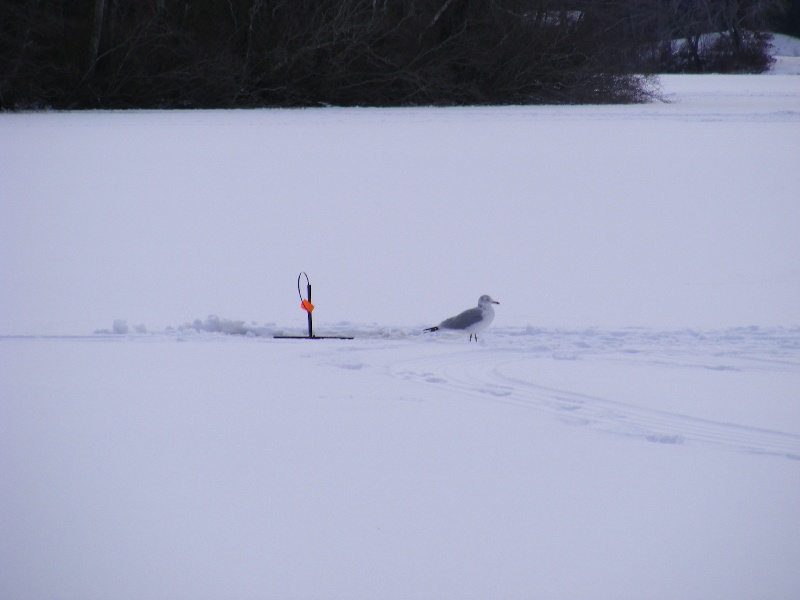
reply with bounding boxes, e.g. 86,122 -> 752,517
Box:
493,300 -> 500,304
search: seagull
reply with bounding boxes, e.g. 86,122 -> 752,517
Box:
424,295 -> 500,342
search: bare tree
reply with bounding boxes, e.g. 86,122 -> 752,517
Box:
1,0 -> 684,109
87,0 -> 107,76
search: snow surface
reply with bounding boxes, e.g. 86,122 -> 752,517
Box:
1,71 -> 800,599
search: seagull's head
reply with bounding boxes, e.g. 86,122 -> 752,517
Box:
478,295 -> 500,308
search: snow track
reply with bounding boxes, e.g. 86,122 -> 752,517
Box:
6,324 -> 798,460
391,327 -> 800,459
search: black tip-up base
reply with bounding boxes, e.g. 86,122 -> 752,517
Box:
274,335 -> 354,340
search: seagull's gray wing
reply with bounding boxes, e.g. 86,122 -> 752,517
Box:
439,307 -> 483,330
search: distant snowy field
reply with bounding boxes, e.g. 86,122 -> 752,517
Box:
2,49 -> 800,599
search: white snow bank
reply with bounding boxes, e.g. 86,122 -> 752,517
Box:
769,33 -> 800,74
176,314 -> 274,337
770,32 -> 800,57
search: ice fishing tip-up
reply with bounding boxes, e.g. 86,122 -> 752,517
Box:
273,272 -> 353,340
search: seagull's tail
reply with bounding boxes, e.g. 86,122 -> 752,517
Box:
423,326 -> 439,333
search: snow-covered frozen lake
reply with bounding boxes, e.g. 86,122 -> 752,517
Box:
1,70 -> 799,599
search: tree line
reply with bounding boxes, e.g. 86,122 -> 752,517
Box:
0,0 -> 791,110
623,0 -> 788,73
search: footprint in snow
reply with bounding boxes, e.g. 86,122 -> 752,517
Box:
480,386 -> 513,397
334,362 -> 365,370
646,433 -> 684,445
